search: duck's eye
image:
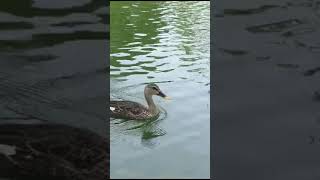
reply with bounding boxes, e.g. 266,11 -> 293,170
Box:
152,87 -> 158,91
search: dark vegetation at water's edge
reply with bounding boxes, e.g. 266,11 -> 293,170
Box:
0,123 -> 109,179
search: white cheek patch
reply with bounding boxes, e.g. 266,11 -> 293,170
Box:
110,107 -> 116,112
0,144 -> 16,156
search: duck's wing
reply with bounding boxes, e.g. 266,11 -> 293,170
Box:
110,101 -> 148,119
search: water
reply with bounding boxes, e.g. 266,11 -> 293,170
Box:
213,0 -> 320,179
0,0 -> 109,178
110,1 -> 210,179
0,0 -> 108,135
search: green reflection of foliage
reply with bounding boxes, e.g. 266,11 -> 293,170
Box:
110,1 -> 165,78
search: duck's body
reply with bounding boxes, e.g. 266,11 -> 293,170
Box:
110,83 -> 169,120
110,100 -> 158,120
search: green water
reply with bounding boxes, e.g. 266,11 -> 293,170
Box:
110,1 -> 210,178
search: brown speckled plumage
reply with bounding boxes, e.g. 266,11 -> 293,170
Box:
110,83 -> 168,120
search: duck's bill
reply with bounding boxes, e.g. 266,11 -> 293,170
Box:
163,96 -> 172,100
158,91 -> 171,100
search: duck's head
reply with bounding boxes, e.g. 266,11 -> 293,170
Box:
145,83 -> 171,100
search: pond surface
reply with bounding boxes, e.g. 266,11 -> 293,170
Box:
0,0 -> 108,135
213,0 -> 320,179
110,1 -> 210,179
0,1 -> 108,178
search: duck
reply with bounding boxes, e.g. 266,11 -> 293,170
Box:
110,83 -> 170,120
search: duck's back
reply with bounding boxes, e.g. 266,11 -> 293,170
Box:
110,100 -> 150,120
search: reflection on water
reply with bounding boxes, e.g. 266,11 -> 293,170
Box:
213,0 -> 320,179
111,105 -> 168,144
111,1 -> 209,81
0,0 -> 108,132
111,1 -> 210,179
0,0 -> 108,178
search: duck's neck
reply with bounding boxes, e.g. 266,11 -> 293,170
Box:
145,93 -> 159,115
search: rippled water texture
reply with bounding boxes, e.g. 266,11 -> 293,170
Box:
0,0 -> 108,133
110,1 -> 210,179
0,0 -> 108,178
213,0 -> 320,179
